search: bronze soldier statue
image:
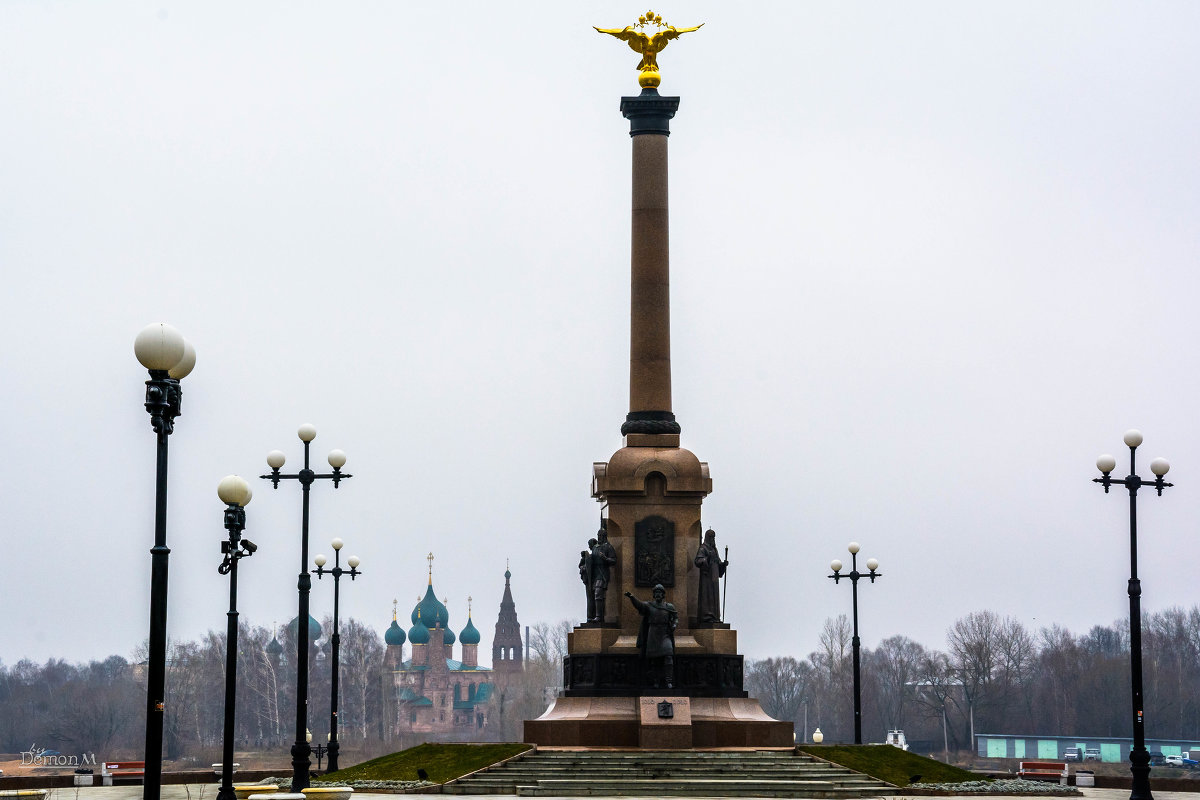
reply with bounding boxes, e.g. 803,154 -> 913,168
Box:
579,538 -> 597,622
625,583 -> 677,690
693,528 -> 728,623
590,529 -> 617,623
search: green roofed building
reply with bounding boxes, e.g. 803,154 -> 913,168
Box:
382,558 -> 517,737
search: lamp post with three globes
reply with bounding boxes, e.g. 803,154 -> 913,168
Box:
314,539 -> 360,773
132,323 -> 196,800
261,425 -> 351,790
1094,429 -> 1172,800
214,476 -> 256,800
828,542 -> 880,745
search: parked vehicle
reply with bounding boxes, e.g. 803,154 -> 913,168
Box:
1149,751 -> 1166,766
1165,755 -> 1198,768
1064,747 -> 1083,762
1085,748 -> 1101,762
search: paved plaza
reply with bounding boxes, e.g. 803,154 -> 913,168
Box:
28,787 -> 1200,800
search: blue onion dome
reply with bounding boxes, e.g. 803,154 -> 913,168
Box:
409,609 -> 430,645
266,636 -> 284,655
443,626 -> 456,645
411,583 -> 449,629
460,615 -> 481,645
287,615 -> 322,641
385,619 -> 406,647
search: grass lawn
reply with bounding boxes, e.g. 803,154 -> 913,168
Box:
798,744 -> 982,787
326,742 -> 531,785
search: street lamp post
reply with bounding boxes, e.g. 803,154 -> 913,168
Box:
1094,429 -> 1173,800
133,323 -> 196,800
314,539 -> 361,773
215,476 -> 256,800
261,425 -> 351,791
828,542 -> 881,745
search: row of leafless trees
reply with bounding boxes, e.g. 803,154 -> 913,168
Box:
8,608 -> 1198,759
0,617 -> 384,760
746,605 -> 1200,751
0,617 -> 573,760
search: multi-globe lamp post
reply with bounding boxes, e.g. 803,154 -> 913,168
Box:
261,425 -> 351,790
314,539 -> 361,774
214,476 -> 256,800
1094,429 -> 1173,800
828,542 -> 880,745
132,323 -> 196,800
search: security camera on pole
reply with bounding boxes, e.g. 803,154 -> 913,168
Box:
133,323 -> 196,800
215,476 -> 256,800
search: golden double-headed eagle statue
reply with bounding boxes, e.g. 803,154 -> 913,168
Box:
595,9 -> 703,88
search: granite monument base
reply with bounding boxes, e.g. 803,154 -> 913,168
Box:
524,695 -> 793,749
563,653 -> 746,697
639,696 -> 692,748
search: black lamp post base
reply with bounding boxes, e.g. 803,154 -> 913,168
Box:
215,787 -> 236,800
1130,749 -> 1153,800
326,741 -> 339,774
290,742 -> 312,790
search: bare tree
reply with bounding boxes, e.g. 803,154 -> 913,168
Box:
746,657 -> 811,723
870,635 -> 926,731
947,610 -> 1002,744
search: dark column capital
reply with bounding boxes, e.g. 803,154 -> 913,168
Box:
621,88 -> 680,136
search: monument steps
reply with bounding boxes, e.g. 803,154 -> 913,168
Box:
442,749 -> 895,797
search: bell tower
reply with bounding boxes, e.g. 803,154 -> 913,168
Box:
492,565 -> 523,677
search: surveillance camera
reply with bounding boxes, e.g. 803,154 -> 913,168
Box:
241,539 -> 258,554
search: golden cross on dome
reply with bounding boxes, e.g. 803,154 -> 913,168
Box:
468,596 -> 473,616
392,598 -> 398,621
426,552 -> 434,583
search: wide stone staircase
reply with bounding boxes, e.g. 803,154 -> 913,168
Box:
441,749 -> 896,797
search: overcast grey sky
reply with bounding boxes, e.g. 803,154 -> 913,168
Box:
2,2 -> 1198,669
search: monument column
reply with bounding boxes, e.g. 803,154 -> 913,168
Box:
621,89 -> 681,443
525,17 -> 792,749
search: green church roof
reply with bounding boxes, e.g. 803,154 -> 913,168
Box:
287,615 -> 322,641
385,619 -> 406,646
411,583 -> 448,629
408,613 -> 430,644
460,615 -> 481,645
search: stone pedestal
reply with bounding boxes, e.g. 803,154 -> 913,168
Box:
525,696 -> 793,749
639,696 -> 692,749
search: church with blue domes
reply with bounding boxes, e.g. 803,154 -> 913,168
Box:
382,555 -> 521,736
